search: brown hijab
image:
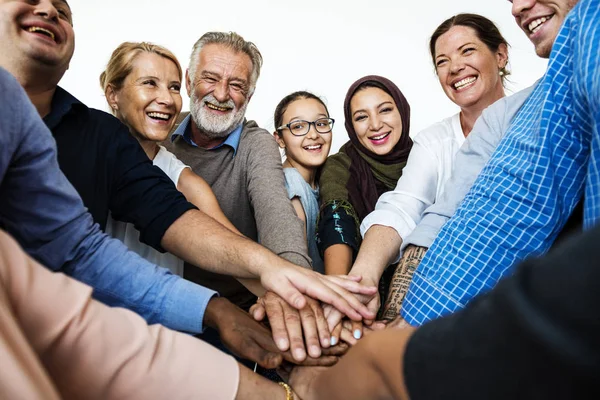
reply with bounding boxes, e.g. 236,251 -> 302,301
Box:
343,75 -> 413,220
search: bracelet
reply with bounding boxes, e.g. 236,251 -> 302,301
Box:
278,382 -> 293,400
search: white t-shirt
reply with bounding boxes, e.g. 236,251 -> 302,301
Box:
105,146 -> 189,276
360,113 -> 464,261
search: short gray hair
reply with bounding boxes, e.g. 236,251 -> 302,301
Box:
188,31 -> 263,94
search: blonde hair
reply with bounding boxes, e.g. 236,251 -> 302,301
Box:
99,42 -> 182,111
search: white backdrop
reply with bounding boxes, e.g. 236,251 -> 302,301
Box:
62,0 -> 547,153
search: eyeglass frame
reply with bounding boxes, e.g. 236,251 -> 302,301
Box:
276,117 -> 335,136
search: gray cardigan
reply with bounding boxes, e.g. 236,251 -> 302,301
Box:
165,118 -> 310,309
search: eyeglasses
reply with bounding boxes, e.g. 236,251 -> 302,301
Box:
277,118 -> 335,136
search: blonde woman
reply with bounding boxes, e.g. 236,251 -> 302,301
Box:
100,42 -> 241,277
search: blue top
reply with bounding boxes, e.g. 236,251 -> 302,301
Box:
0,67 -> 216,334
283,168 -> 324,273
402,0 -> 600,326
171,114 -> 243,155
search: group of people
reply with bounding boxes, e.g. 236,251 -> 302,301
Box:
0,0 -> 599,398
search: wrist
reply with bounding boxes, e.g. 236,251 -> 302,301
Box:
279,382 -> 295,400
349,267 -> 380,286
203,296 -> 229,330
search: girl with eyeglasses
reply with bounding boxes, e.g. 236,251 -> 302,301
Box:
273,92 -> 334,273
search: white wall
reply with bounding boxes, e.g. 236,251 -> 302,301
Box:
62,0 -> 547,153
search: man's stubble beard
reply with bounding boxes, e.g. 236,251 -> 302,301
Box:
189,92 -> 248,140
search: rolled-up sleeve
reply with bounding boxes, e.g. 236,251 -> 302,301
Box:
108,124 -> 196,251
361,140 -> 439,262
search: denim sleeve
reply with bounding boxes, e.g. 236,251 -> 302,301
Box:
0,68 -> 214,334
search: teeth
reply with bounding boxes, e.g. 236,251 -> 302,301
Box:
304,145 -> 322,150
371,133 -> 389,140
206,102 -> 231,112
454,76 -> 477,90
528,16 -> 549,33
147,112 -> 170,120
28,26 -> 55,41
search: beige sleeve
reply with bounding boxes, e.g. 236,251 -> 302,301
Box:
0,229 -> 239,400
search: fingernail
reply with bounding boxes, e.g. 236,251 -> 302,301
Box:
354,330 -> 362,340
293,348 -> 306,361
310,345 -> 321,358
277,339 -> 288,350
330,336 -> 338,346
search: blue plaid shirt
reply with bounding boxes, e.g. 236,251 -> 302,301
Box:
402,0 -> 600,326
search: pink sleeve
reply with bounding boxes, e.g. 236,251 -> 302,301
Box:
0,230 -> 239,400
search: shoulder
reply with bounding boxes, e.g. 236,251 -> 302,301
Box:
412,115 -> 459,145
65,106 -> 131,142
86,108 -> 129,131
0,68 -> 26,128
284,167 -> 304,182
284,168 -> 309,197
481,83 -> 536,123
238,120 -> 281,161
322,146 -> 352,171
154,146 -> 189,169
240,120 -> 277,145
0,68 -> 35,150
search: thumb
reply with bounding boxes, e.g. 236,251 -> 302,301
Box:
255,348 -> 283,369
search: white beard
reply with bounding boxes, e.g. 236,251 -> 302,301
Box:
189,93 -> 248,139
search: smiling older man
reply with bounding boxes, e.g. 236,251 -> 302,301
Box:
166,32 -> 311,312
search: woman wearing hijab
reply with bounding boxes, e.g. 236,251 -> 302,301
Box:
351,14 -> 510,324
317,75 -> 412,294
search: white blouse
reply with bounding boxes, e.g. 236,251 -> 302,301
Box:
360,113 -> 465,261
105,146 -> 189,276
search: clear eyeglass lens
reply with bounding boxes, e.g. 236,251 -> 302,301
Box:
315,118 -> 333,133
290,121 -> 308,134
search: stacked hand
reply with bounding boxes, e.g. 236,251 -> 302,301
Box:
206,297 -> 348,369
250,287 -> 379,363
322,276 -> 383,346
258,266 -> 378,323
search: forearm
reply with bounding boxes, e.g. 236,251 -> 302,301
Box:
313,329 -> 413,400
236,364 -> 291,400
351,225 -> 403,283
238,278 -> 266,297
324,244 -> 353,275
381,245 -> 427,320
162,209 -> 285,279
65,231 -> 215,334
2,231 -> 238,400
178,169 -> 243,235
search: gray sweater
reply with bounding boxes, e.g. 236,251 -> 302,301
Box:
165,117 -> 310,309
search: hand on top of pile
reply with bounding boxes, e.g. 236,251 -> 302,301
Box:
257,266 -> 377,326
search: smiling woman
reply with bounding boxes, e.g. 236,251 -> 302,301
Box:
316,75 -> 413,281
99,41 -> 242,276
350,13 -> 511,324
